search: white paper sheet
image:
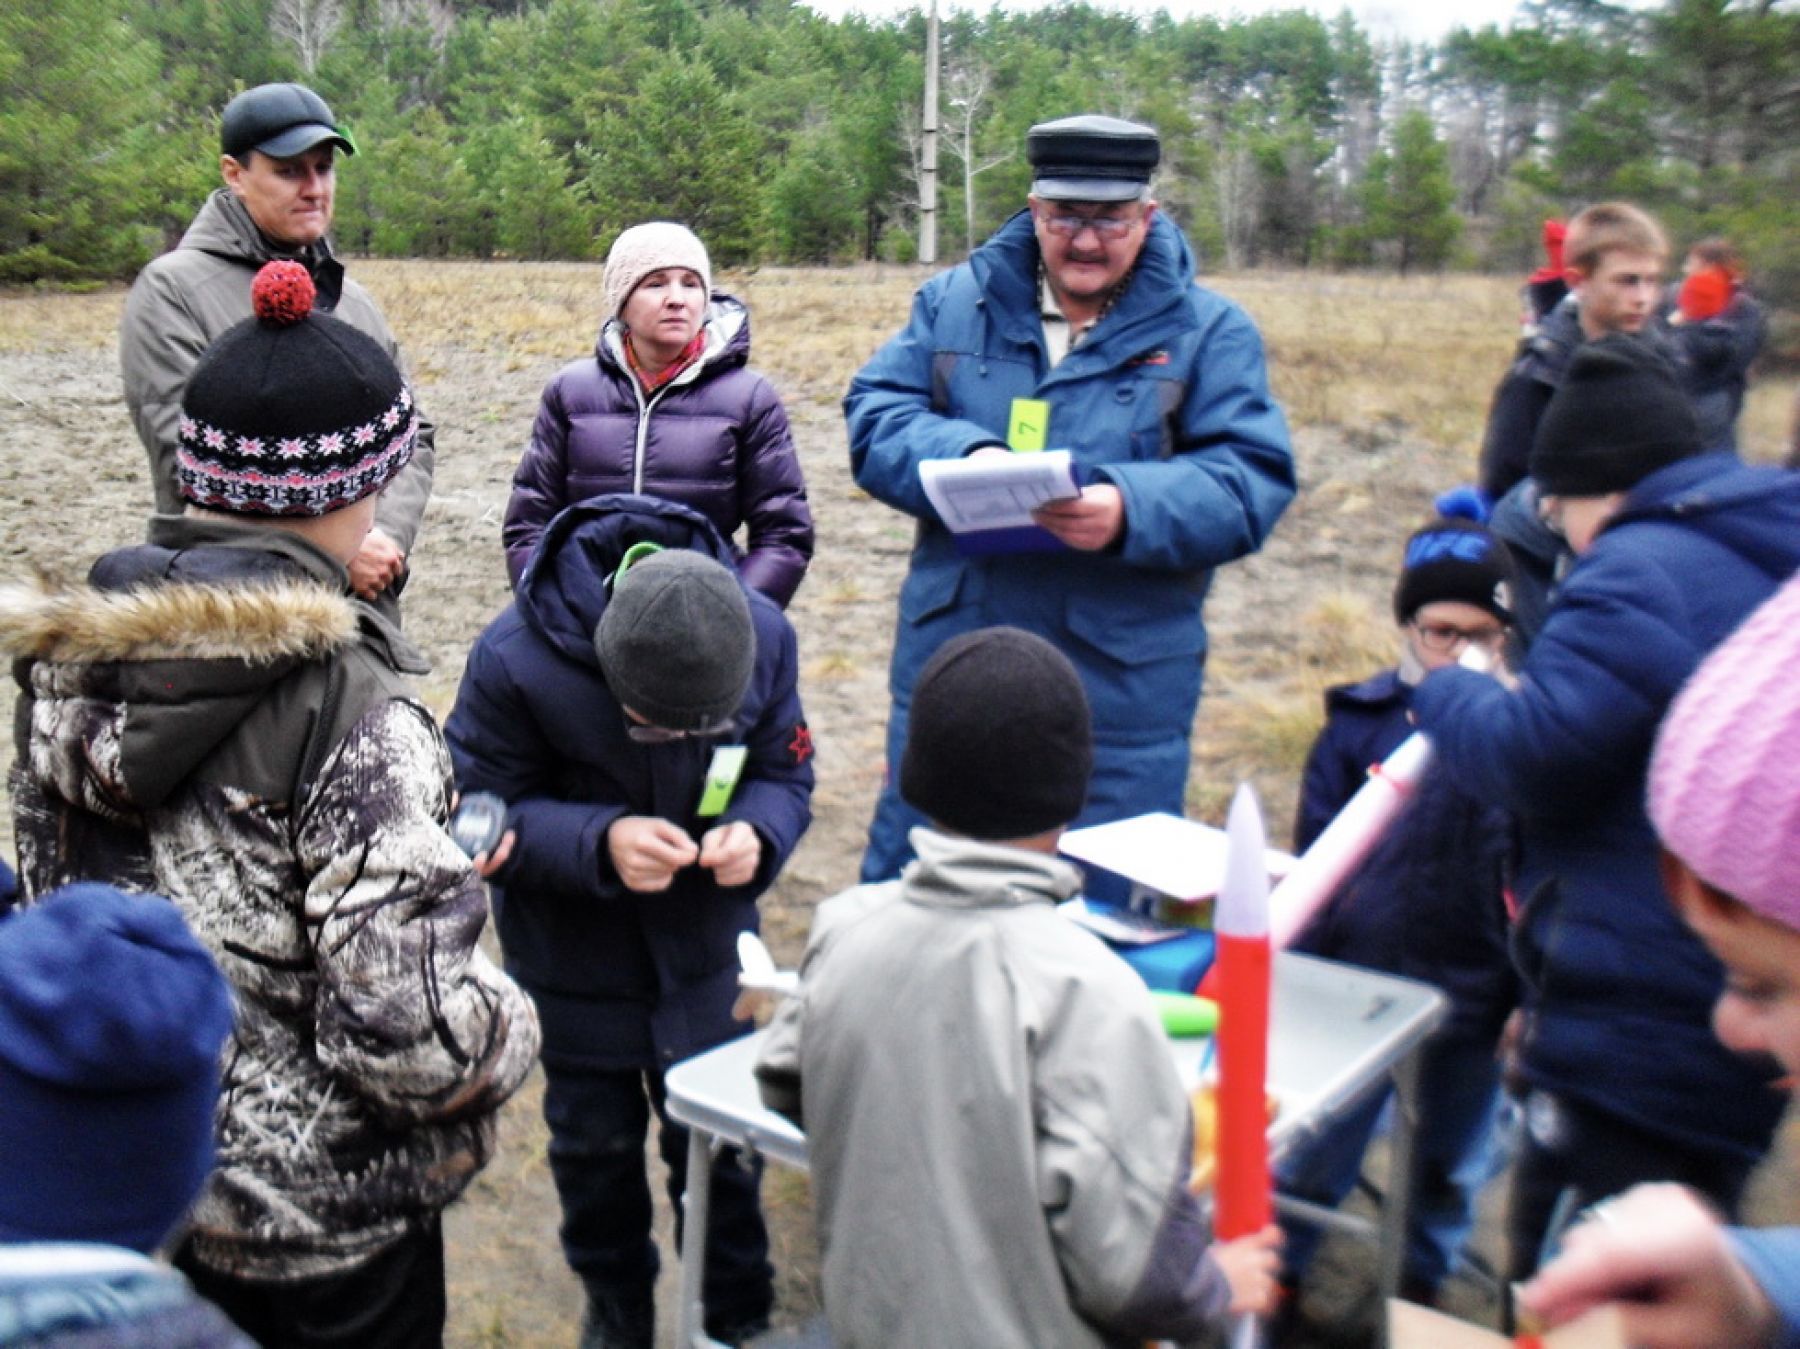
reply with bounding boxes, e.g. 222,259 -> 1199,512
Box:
919,450 -> 1079,532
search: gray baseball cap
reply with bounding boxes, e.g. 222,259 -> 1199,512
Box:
221,83 -> 357,161
1026,114 -> 1160,202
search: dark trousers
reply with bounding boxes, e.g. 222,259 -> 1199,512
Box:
543,1062 -> 773,1329
1506,1089 -> 1759,1280
174,1216 -> 445,1349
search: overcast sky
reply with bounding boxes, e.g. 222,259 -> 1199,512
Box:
800,0 -> 1534,42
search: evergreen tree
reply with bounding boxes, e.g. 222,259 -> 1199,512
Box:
1357,107 -> 1461,274
0,0 -> 174,281
584,57 -> 765,263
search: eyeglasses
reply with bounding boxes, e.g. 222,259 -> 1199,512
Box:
1410,620 -> 1507,654
1038,213 -> 1138,240
625,716 -> 736,745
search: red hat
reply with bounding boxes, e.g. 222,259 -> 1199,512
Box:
1678,267 -> 1733,323
1542,219 -> 1567,274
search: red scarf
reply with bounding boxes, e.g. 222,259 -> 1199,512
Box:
624,330 -> 706,393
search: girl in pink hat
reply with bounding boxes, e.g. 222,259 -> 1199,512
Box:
1521,570 -> 1800,1347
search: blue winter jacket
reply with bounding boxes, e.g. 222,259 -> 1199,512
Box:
1293,670 -> 1517,1044
445,496 -> 814,1071
1413,454 -> 1800,1160
848,209 -> 1294,880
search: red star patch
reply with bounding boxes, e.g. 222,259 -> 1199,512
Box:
788,723 -> 814,765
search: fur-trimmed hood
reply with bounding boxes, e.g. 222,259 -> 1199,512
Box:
0,578 -> 355,666
4,518 -> 417,814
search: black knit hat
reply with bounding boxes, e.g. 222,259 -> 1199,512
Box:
1393,518 -> 1517,625
1529,335 -> 1704,497
595,549 -> 755,731
177,262 -> 418,516
901,627 -> 1092,841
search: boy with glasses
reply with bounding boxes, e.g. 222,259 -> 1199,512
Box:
445,495 -> 815,1348
1277,517 -> 1520,1318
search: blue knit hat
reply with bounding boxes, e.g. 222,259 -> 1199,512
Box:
0,884 -> 234,1253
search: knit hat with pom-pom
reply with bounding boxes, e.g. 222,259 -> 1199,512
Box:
176,260 -> 418,517
1649,573 -> 1800,932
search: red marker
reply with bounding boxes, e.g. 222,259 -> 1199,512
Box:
1212,782 -> 1272,1239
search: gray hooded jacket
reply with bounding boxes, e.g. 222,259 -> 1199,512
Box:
756,828 -> 1228,1348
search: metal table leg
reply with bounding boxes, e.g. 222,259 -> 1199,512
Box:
1376,1045 -> 1427,1346
677,1127 -> 725,1349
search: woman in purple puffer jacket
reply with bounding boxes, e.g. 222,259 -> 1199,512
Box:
503,222 -> 814,605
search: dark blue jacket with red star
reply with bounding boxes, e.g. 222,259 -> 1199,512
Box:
446,495 -> 814,1071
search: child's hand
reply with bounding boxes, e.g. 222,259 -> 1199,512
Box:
608,816 -> 698,892
1213,1224 -> 1284,1316
699,821 -> 762,888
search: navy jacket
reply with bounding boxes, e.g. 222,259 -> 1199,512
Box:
1293,671 -> 1517,1044
1414,454 -> 1800,1160
446,496 -> 814,1070
1672,292 -> 1766,453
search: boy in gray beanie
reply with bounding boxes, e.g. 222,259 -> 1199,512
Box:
757,626 -> 1282,1348
448,495 -> 815,1348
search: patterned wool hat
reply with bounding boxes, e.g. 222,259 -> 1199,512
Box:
176,261 -> 418,516
602,222 -> 713,320
0,884 -> 233,1253
902,627 -> 1093,841
1393,517 -> 1516,625
1649,572 -> 1800,931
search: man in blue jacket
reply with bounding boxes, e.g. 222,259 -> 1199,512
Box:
847,114 -> 1295,886
1412,337 -> 1800,1283
445,496 -> 814,1348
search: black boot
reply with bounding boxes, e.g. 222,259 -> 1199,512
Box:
578,1282 -> 654,1349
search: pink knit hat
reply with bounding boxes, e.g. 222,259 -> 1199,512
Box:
602,222 -> 712,320
1649,571 -> 1800,930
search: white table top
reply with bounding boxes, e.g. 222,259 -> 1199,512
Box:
666,950 -> 1446,1167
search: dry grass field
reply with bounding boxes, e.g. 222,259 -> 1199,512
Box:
2,261 -> 1795,1347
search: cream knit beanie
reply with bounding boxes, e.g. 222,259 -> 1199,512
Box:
602,222 -> 712,320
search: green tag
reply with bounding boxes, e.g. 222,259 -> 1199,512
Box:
1008,398 -> 1050,452
610,540 -> 664,590
697,746 -> 748,817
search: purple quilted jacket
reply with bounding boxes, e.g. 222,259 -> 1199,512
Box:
503,294 -> 814,604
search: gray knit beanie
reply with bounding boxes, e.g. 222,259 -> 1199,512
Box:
602,222 -> 713,320
595,549 -> 754,731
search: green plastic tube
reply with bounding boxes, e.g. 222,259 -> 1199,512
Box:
1150,991 -> 1220,1037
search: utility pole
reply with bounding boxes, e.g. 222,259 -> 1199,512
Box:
920,0 -> 939,265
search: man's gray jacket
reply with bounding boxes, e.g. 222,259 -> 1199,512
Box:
119,190 -> 435,552
756,828 -> 1228,1347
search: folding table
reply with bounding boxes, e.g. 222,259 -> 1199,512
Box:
667,951 -> 1447,1348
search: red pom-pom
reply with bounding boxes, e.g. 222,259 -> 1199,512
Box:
252,261 -> 316,326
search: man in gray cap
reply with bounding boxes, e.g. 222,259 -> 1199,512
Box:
120,82 -> 434,606
848,113 -> 1296,890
